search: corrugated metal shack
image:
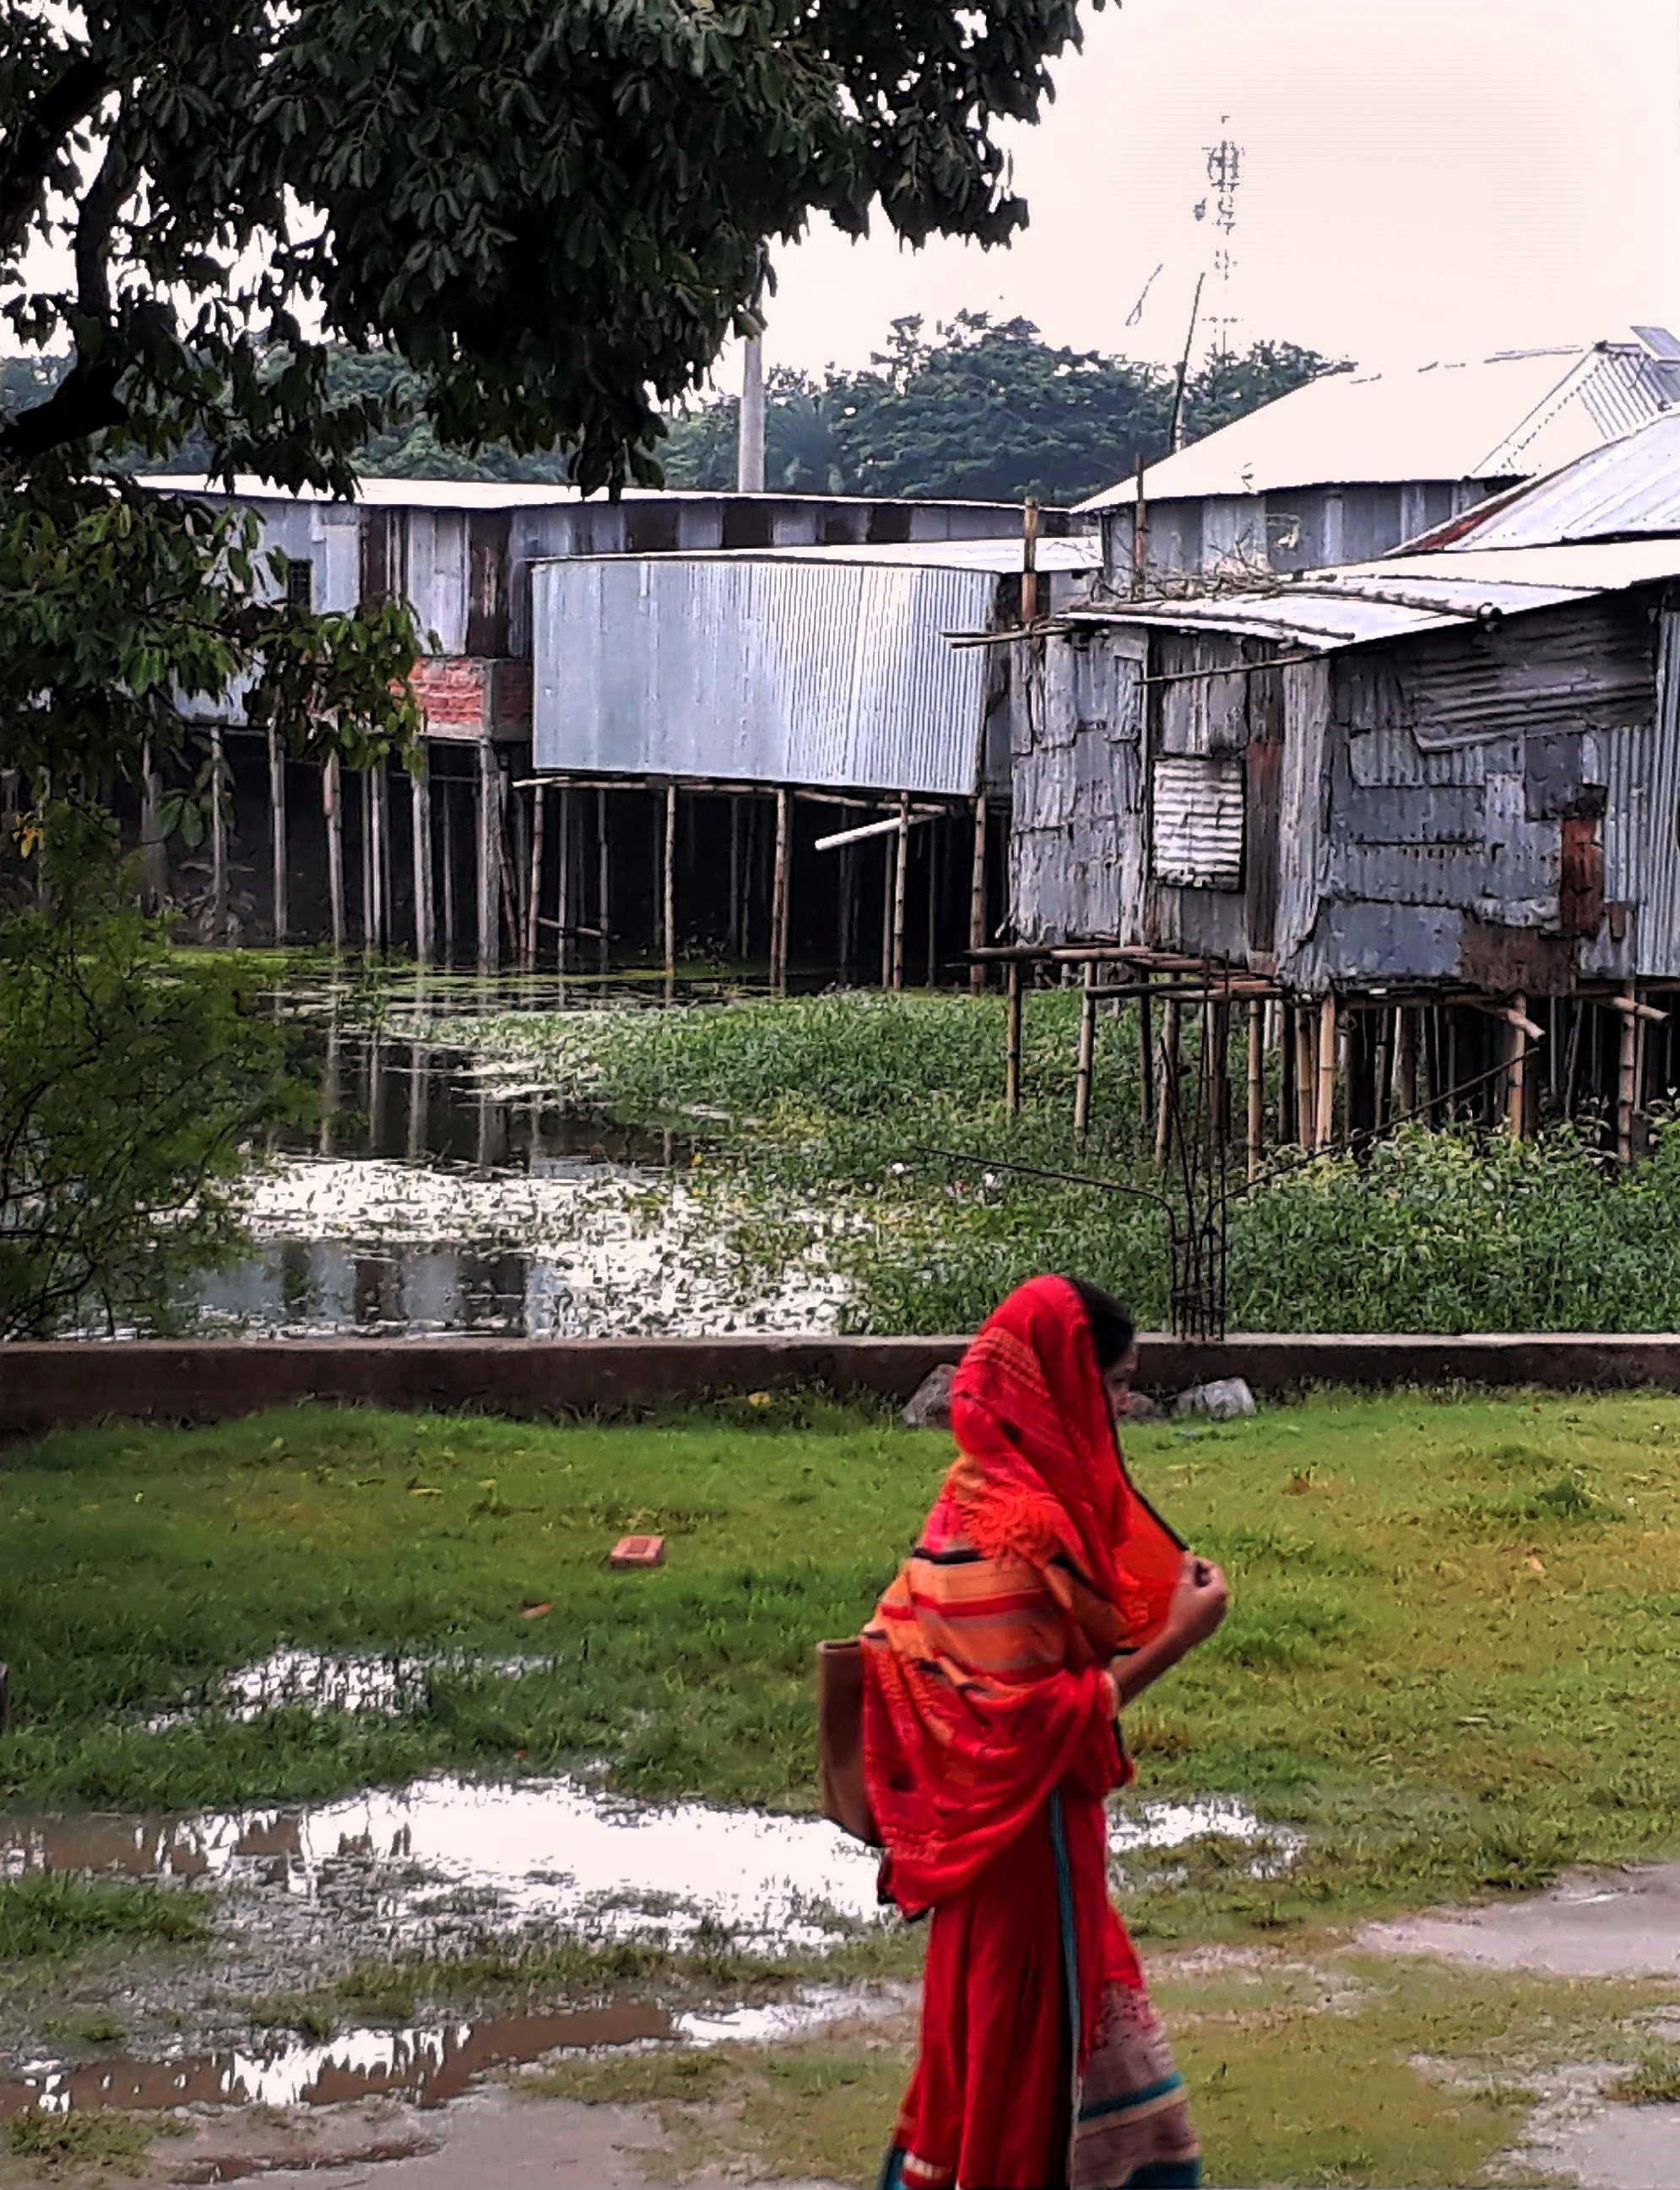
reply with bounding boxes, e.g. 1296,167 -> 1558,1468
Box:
1076,331 -> 1680,590
1011,414 -> 1680,1156
134,474 -> 1082,978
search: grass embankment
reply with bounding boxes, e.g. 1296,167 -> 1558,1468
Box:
434,989 -> 1680,1334
8,1390 -> 1680,1933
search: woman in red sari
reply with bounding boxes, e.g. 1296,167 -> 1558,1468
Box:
862,1275 -> 1227,2190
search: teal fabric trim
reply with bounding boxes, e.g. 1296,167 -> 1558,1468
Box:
1076,2071 -> 1185,2123
1121,2162 -> 1203,2187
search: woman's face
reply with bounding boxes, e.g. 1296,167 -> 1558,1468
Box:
1103,1347 -> 1141,1422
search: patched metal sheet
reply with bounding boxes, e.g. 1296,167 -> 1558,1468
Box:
1639,613 -> 1680,976
1010,631 -> 1144,942
531,556 -> 995,794
1152,755 -> 1244,888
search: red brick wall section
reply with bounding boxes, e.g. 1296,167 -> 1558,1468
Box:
411,656 -> 490,733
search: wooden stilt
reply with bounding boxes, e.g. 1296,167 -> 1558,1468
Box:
838,828 -> 855,985
373,763 -> 390,951
1154,997 -> 1180,1168
596,787 -> 610,977
1294,1004 -> 1316,1146
1397,1006 -> 1419,1118
359,767 -> 375,947
1137,978 -> 1156,1130
411,760 -> 433,964
891,791 -> 910,991
1506,991 -> 1530,1136
209,727 -> 229,944
1618,981 -> 1639,1160
475,740 -> 500,974
729,795 -> 743,962
1314,994 -> 1338,1151
1005,959 -> 1024,1117
1246,997 -> 1265,1179
967,792 -> 989,993
770,786 -> 790,993
879,831 -> 893,989
526,784 -> 546,969
1073,962 -> 1097,1141
555,783 -> 571,977
663,780 -> 677,992
1278,996 -> 1297,1143
267,728 -> 288,943
140,740 -> 168,910
1210,998 -> 1233,1146
925,815 -> 940,988
440,772 -> 457,965
323,756 -> 345,954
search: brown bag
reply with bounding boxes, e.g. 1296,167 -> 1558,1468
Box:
816,1638 -> 881,1846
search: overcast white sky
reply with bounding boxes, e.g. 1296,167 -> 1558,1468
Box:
737,0 -> 1680,385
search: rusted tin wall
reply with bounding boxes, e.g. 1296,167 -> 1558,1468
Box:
1011,591 -> 1669,993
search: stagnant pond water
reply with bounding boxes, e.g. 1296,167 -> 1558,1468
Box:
139,972 -> 848,1341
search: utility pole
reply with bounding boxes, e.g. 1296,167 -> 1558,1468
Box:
737,334 -> 766,493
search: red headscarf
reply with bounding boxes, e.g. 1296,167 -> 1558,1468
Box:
862,1276 -> 1185,1911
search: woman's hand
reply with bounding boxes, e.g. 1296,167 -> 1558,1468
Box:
1165,1555 -> 1229,1648
1108,1553 -> 1230,1711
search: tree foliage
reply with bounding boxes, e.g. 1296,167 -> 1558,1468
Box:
2,2 -> 1099,785
0,806 -> 302,1340
662,315 -> 1346,503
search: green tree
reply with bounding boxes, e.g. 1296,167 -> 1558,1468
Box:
1182,339 -> 1348,443
662,367 -> 843,493
0,807 -> 302,1339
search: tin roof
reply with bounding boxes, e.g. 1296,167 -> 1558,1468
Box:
1406,411 -> 1680,551
533,537 -> 1098,576
1077,336 -> 1680,513
1065,537 -> 1680,653
138,473 -> 1039,515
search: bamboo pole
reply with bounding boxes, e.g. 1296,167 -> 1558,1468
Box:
373,762 -> 390,951
1005,959 -> 1024,1117
1073,961 -> 1098,1141
663,781 -> 678,992
967,792 -> 989,993
729,794 -> 743,962
411,760 -> 433,963
359,767 -> 374,947
596,787 -> 610,977
1135,980 -> 1155,1131
1314,994 -> 1338,1152
1153,996 -> 1180,1168
1021,497 -> 1040,626
267,728 -> 288,943
891,790 -> 910,990
555,783 -> 571,977
1246,997 -> 1265,1179
925,813 -> 940,987
879,832 -> 893,989
1294,1004 -> 1315,1146
526,783 -> 546,969
1618,980 -> 1639,1161
475,741 -> 500,974
1397,1006 -> 1419,1118
209,728 -> 228,944
323,756 -> 345,954
440,771 -> 456,964
1506,990 -> 1530,1137
771,786 -> 790,993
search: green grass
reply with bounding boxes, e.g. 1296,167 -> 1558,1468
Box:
1604,2049 -> 1680,2104
8,1390 -> 1680,1931
429,989 -> 1680,1335
0,1878 -> 209,1960
527,1954 -> 1680,2189
0,2108 -> 170,2175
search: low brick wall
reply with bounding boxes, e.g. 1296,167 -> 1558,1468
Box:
7,1332 -> 1680,1438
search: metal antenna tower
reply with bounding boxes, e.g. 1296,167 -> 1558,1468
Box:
1200,117 -> 1244,358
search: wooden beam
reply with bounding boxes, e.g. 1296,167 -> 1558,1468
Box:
476,741 -> 500,974
596,787 -> 610,976
411,760 -> 433,964
555,783 -> 571,976
1618,980 -> 1639,1161
770,785 -> 790,993
813,809 -> 939,854
663,780 -> 677,990
1154,996 -> 1180,1168
526,783 -> 546,970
